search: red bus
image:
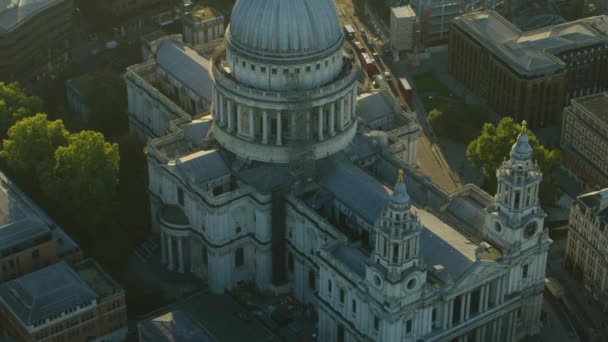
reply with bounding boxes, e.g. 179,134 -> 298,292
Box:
361,53 -> 378,75
398,77 -> 412,104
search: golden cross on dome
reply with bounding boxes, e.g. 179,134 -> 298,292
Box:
521,120 -> 528,133
397,169 -> 404,184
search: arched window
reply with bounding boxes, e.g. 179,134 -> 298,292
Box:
235,248 -> 244,267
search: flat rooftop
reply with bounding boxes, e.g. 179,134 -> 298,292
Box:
0,0 -> 63,33
0,261 -> 97,326
318,159 -> 501,282
156,40 -> 213,101
73,258 -> 122,301
391,5 -> 415,19
572,92 -> 608,125
454,11 -> 608,76
139,309 -> 217,341
0,172 -> 78,257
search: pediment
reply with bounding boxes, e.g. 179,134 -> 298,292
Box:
446,261 -> 508,295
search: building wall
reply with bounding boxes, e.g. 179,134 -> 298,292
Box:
125,61 -> 191,142
182,16 -> 224,49
0,0 -> 73,83
390,8 -> 416,52
448,24 -> 568,127
560,98 -> 608,190
565,199 -> 608,311
0,237 -> 57,282
558,44 -> 608,103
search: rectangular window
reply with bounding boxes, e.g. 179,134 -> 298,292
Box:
250,64 -> 255,71
522,264 -> 529,278
308,269 -> 316,290
295,68 -> 300,74
406,319 -> 413,334
327,279 -> 332,294
177,187 -> 184,206
261,66 -> 266,73
352,299 -> 357,314
305,65 -> 311,72
316,63 -> 321,70
373,316 -> 380,331
337,324 -> 345,342
235,248 -> 244,267
283,68 -> 289,74
32,249 -> 40,260
242,61 -> 246,67
288,253 -> 294,272
272,68 -> 277,74
339,289 -> 345,304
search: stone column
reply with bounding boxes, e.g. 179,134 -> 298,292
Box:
339,98 -> 345,130
219,93 -> 225,126
484,283 -> 490,311
276,111 -> 282,145
249,108 -> 255,139
442,301 -> 450,329
318,106 -> 324,141
448,299 -> 454,328
351,87 -> 357,118
177,237 -> 184,273
290,112 -> 296,138
160,231 -> 167,264
490,320 -> 497,342
494,278 -> 501,306
212,88 -> 217,119
506,311 -> 514,342
459,294 -> 466,323
479,285 -> 485,313
237,104 -> 242,135
329,102 -> 335,136
465,292 -> 472,320
167,235 -> 174,271
306,111 -> 311,138
262,111 -> 269,144
227,99 -> 233,132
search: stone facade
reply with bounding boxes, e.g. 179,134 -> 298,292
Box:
560,92 -> 608,190
449,11 -> 608,128
564,188 -> 608,311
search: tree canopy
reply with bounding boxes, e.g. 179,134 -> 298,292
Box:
42,130 -> 120,226
466,117 -> 561,206
1,113 -> 69,179
0,82 -> 43,137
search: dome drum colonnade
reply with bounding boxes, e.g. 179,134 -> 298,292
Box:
210,0 -> 361,163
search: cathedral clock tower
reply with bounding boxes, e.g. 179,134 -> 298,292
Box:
365,170 -> 426,302
485,121 -> 547,254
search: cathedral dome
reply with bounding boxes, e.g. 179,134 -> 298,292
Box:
227,0 -> 343,60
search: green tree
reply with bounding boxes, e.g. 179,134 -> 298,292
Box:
0,82 -> 43,137
42,130 -> 120,226
467,117 -> 561,206
1,113 -> 69,179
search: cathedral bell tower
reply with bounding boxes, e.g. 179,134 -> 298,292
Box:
485,121 -> 545,254
366,170 -> 426,299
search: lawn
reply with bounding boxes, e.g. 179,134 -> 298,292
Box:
424,96 -> 490,144
414,73 -> 454,97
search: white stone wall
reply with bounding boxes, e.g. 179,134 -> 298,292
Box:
227,48 -> 344,91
